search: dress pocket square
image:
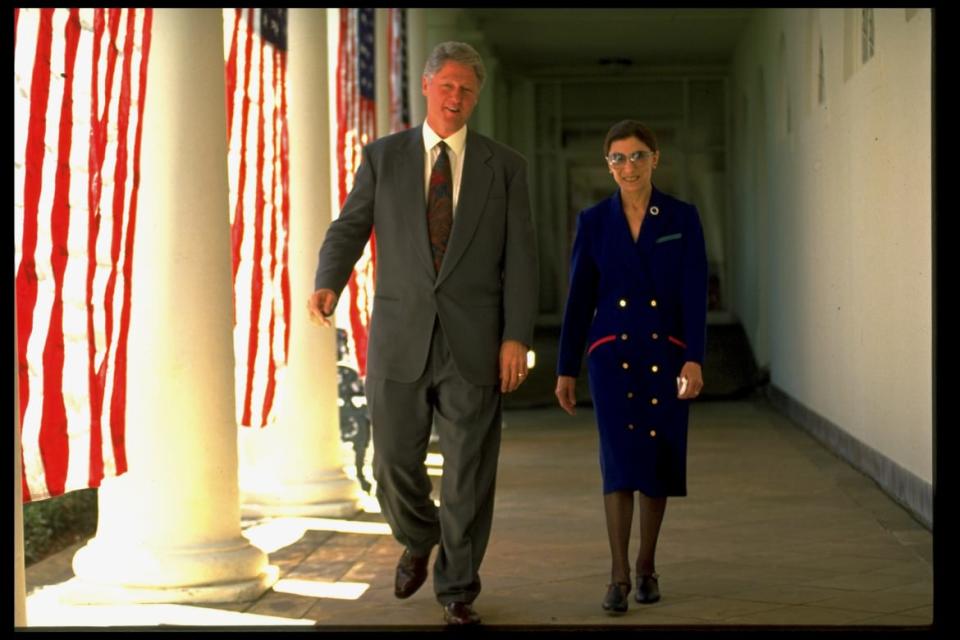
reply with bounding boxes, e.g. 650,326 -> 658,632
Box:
655,233 -> 682,244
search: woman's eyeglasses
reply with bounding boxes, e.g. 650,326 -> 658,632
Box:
606,150 -> 656,167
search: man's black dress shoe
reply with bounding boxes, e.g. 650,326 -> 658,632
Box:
635,573 -> 660,604
602,582 -> 631,613
394,549 -> 430,599
442,602 -> 482,625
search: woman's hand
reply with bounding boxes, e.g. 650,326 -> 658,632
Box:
677,361 -> 704,399
555,375 -> 578,415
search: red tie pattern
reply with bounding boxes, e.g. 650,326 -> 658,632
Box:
426,141 -> 453,273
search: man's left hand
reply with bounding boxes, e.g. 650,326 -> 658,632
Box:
499,340 -> 529,394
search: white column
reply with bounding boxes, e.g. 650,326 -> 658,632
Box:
375,8 -> 390,136
14,317 -> 27,625
237,7 -> 361,518
69,8 -> 273,604
407,9 -> 427,127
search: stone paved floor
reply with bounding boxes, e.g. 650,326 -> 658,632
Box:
24,397 -> 933,630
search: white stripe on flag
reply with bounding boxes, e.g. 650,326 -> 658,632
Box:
97,8 -> 133,481
62,14 -> 95,492
15,8 -> 48,500
102,8 -> 146,478
15,8 -> 150,500
227,9 -> 290,428
22,8 -> 69,499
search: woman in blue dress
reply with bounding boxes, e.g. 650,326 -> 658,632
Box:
555,120 -> 707,613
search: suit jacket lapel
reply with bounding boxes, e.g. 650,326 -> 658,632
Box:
637,186 -> 666,256
609,190 -> 639,274
435,130 -> 492,287
398,126 -> 436,278
639,186 -> 672,293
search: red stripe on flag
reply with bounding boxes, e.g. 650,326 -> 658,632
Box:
99,9 -> 124,382
336,9 -> 347,208
110,8 -> 151,477
224,8 -> 241,139
17,9 -> 56,503
279,48 -> 291,359
85,8 -> 106,489
103,10 -> 137,479
102,11 -> 136,457
260,49 -> 280,426
37,8 -> 82,498
241,33 -> 268,427
227,10 -> 290,428
335,9 -> 378,377
232,8 -> 255,284
16,9 -> 152,500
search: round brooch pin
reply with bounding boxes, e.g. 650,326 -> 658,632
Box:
650,206 -> 660,216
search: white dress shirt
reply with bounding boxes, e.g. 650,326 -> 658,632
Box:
422,122 -> 467,216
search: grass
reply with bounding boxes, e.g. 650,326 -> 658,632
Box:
22,488 -> 98,566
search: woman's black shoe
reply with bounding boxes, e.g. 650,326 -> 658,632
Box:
635,573 -> 660,604
602,582 -> 631,613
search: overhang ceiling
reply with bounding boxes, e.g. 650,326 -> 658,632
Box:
462,9 -> 755,72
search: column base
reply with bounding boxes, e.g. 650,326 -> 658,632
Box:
37,566 -> 279,606
71,534 -> 273,602
241,474 -> 361,518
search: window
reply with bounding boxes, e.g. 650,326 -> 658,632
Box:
862,8 -> 875,64
778,33 -> 790,136
818,37 -> 825,105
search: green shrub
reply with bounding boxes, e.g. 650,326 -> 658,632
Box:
23,488 -> 98,566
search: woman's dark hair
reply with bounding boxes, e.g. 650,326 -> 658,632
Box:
603,120 -> 658,156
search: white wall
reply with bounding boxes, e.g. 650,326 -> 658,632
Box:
730,9 -> 932,483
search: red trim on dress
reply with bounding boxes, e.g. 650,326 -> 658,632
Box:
587,334 -> 617,355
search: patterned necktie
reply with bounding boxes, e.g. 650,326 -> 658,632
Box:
426,141 -> 453,273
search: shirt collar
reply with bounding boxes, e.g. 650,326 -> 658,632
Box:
423,121 -> 467,158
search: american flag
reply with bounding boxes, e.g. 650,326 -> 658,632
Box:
387,8 -> 410,134
224,8 -> 290,428
14,8 -> 153,502
335,8 -> 377,376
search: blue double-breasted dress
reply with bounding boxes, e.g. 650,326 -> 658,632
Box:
557,187 -> 708,496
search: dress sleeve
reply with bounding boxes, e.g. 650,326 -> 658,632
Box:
680,204 -> 708,364
557,211 -> 599,377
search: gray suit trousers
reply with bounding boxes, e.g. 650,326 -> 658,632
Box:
365,318 -> 502,605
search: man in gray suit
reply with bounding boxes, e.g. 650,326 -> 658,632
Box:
307,41 -> 538,625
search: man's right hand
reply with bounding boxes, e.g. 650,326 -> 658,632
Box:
307,289 -> 338,327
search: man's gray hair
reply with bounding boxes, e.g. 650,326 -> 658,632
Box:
423,41 -> 486,90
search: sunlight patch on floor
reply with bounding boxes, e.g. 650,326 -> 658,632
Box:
25,587 -> 313,627
242,516 -> 391,553
272,578 -> 369,601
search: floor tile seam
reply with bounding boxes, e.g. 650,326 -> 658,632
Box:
721,591 -> 931,614
647,599 -> 796,622
717,600 -> 898,619
282,563 -> 359,584
778,543 -> 928,559
900,601 -> 933,617
787,578 -> 923,593
807,599 -> 937,616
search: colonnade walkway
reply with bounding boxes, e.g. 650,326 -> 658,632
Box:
25,398 -> 932,630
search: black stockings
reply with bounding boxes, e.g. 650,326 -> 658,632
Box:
603,490 -> 667,583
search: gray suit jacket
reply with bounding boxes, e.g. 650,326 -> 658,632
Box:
315,126 -> 539,386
